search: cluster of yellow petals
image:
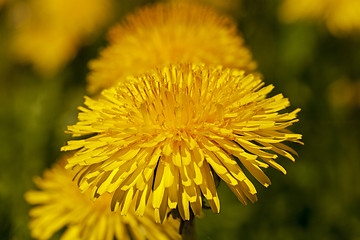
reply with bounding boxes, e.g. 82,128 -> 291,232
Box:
87,1 -> 256,94
11,0 -> 113,73
62,64 -> 302,222
25,158 -> 180,240
279,0 -> 360,35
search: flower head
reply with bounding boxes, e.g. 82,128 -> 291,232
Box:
11,0 -> 113,74
87,2 -> 256,94
279,0 -> 360,36
62,64 -> 301,222
25,157 -> 181,240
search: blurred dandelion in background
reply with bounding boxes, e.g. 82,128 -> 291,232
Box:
62,64 -> 301,223
87,1 -> 256,94
26,157 -> 181,240
279,0 -> 360,36
9,0 -> 114,74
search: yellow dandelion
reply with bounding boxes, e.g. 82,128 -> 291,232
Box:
87,1 -> 256,94
25,158 -> 181,240
279,0 -> 360,36
62,64 -> 302,222
11,0 -> 113,74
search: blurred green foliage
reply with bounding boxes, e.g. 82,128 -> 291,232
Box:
1,0 -> 360,239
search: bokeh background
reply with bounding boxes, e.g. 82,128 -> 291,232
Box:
1,0 -> 360,239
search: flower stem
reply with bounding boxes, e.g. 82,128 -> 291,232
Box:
180,211 -> 196,240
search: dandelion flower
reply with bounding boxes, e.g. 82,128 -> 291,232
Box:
279,0 -> 360,36
87,2 -> 256,94
25,158 -> 181,240
11,0 -> 113,74
62,64 -> 302,222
